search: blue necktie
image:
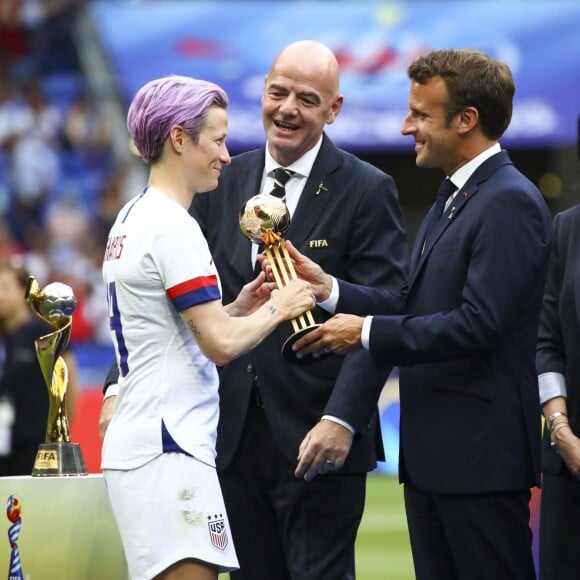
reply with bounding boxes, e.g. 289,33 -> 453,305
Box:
424,178 -> 455,244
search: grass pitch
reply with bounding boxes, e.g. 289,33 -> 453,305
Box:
356,474 -> 414,579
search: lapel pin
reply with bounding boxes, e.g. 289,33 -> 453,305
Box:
462,191 -> 468,197
315,182 -> 328,196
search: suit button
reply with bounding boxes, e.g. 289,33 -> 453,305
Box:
246,364 -> 255,374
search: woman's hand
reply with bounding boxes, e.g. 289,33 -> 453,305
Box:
225,271 -> 277,316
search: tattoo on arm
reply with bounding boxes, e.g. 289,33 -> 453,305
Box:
187,320 -> 201,341
266,305 -> 277,316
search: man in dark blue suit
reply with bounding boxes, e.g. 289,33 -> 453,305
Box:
292,48 -> 551,580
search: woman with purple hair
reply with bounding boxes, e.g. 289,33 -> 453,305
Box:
101,75 -> 314,580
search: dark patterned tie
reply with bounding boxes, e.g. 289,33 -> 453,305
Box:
424,178 -> 456,244
269,167 -> 294,200
254,168 -> 294,273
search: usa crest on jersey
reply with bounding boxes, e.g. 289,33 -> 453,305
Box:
208,515 -> 229,550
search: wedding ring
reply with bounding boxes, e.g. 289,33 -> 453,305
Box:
325,459 -> 335,464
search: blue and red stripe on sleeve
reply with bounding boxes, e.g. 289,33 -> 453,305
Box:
166,275 -> 221,311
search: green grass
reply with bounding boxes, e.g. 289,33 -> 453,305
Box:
356,474 -> 414,580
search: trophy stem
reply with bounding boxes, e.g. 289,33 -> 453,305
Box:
32,357 -> 87,475
44,356 -> 71,443
264,243 -> 300,333
276,240 -> 316,327
265,239 -> 316,330
262,237 -> 328,364
46,400 -> 71,443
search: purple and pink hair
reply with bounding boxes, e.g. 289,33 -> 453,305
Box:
127,74 -> 228,165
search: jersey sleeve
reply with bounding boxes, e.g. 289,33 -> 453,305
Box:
155,212 -> 221,312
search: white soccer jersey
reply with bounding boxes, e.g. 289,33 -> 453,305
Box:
102,186 -> 222,470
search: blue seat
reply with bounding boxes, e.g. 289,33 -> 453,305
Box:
41,72 -> 86,114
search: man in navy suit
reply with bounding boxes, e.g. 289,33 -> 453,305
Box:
292,48 -> 551,580
100,40 -> 408,579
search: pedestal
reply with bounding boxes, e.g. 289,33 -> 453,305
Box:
0,474 -> 127,579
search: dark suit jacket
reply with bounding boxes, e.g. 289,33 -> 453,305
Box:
190,134 -> 408,473
536,205 -> 580,474
336,150 -> 551,492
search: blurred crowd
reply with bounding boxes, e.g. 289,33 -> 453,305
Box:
0,0 -> 136,346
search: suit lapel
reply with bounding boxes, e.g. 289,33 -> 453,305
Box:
410,151 -> 513,288
287,135 -> 341,248
410,206 -> 435,270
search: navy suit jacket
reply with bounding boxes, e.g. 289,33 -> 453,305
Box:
536,205 -> 580,474
337,150 -> 551,493
191,134 -> 409,473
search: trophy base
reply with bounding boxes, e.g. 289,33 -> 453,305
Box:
32,442 -> 88,477
282,324 -> 332,365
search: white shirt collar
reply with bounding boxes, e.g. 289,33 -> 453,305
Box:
264,135 -> 323,179
448,142 -> 501,190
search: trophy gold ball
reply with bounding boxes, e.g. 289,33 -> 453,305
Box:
25,276 -> 87,476
239,194 -> 290,243
239,194 -> 326,364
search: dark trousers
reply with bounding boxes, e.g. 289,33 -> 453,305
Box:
540,469 -> 580,579
404,482 -> 536,580
219,401 -> 366,580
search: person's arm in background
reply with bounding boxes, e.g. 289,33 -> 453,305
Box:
99,360 -> 119,439
541,394 -> 580,478
537,211 -> 580,478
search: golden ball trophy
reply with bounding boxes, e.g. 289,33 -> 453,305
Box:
240,194 -> 326,364
25,276 -> 87,476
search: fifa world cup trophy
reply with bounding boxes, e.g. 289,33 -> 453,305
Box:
240,194 -> 327,364
25,276 -> 87,476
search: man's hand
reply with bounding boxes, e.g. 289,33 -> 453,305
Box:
293,314 -> 364,359
257,241 -> 333,302
295,419 -> 354,481
99,395 -> 117,439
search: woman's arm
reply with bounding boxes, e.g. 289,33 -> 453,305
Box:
181,278 -> 314,366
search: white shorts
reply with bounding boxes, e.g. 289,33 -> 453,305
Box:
104,453 -> 239,580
